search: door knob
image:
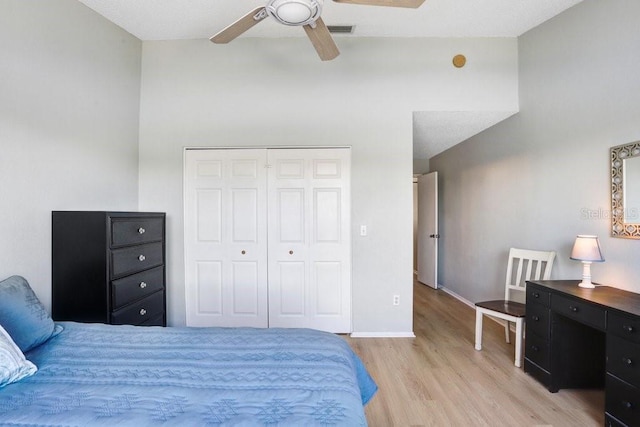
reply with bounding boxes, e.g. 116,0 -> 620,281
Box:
429,234 -> 440,238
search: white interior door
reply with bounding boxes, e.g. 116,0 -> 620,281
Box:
184,149 -> 268,327
267,148 -> 351,333
417,172 -> 438,289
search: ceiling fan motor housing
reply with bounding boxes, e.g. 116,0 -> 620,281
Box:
266,0 -> 324,26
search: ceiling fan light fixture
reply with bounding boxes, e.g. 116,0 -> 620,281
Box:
266,0 -> 323,26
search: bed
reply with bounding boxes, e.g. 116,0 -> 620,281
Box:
0,276 -> 377,426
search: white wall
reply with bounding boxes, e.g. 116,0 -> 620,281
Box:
0,0 -> 142,308
430,0 -> 640,303
137,37 -> 518,332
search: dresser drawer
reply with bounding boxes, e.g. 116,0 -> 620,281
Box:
525,333 -> 550,370
111,291 -> 164,326
609,311 -> 640,344
140,314 -> 165,327
111,266 -> 164,310
608,334 -> 640,387
606,374 -> 640,427
526,302 -> 550,338
527,285 -> 551,308
111,217 -> 163,248
551,294 -> 606,330
110,242 -> 164,278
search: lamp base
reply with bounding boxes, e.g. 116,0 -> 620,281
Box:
578,261 -> 595,288
578,281 -> 595,289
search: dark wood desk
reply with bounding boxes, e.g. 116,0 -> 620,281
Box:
525,280 -> 640,427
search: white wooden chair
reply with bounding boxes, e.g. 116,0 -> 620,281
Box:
474,248 -> 556,368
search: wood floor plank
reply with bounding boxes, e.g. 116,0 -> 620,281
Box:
345,280 -> 604,426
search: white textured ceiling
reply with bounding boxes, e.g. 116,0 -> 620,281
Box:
76,0 -> 583,160
78,0 -> 582,40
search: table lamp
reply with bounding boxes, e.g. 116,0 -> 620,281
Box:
570,235 -> 604,288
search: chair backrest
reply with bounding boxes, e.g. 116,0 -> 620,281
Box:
504,248 -> 556,301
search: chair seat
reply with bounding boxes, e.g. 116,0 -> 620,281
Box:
475,300 -> 526,317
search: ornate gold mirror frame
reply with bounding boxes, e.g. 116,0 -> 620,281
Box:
611,141 -> 640,238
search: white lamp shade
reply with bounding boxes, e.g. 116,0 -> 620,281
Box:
570,235 -> 604,262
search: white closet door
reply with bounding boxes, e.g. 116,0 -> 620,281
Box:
267,148 -> 352,333
184,149 -> 268,327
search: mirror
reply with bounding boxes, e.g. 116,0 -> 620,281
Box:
611,141 -> 640,238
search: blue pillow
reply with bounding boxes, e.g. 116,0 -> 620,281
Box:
0,276 -> 61,352
0,324 -> 37,388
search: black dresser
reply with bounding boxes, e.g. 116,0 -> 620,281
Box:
52,211 -> 166,327
525,280 -> 640,427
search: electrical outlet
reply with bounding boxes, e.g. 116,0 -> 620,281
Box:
393,295 -> 400,306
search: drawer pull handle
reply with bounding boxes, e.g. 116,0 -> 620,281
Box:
138,227 -> 146,234
140,308 -> 147,316
241,250 -> 246,255
623,357 -> 633,366
531,345 -> 539,352
289,250 -> 294,255
569,305 -> 579,313
532,292 -> 540,298
532,315 -> 540,322
623,324 -> 635,333
622,401 -> 633,410
139,281 -> 147,289
138,255 -> 146,262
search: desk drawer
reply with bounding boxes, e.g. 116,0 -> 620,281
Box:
609,311 -> 640,344
608,334 -> 640,387
111,217 -> 163,247
551,294 -> 605,330
527,285 -> 551,308
526,302 -> 550,338
606,374 -> 640,427
110,242 -> 164,278
526,333 -> 549,370
111,266 -> 164,310
111,290 -> 164,326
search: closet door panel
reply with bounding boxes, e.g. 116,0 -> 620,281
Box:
314,189 -> 341,242
278,189 -> 305,242
196,190 -> 221,242
231,189 -> 258,242
277,262 -> 306,316
185,149 -> 268,327
314,261 -> 342,315
231,261 -> 260,315
268,148 -> 351,332
196,261 -> 223,315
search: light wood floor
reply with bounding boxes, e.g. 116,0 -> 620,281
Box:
345,280 -> 604,427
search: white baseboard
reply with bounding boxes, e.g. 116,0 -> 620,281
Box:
439,286 -> 509,329
439,286 -> 475,309
350,331 -> 416,338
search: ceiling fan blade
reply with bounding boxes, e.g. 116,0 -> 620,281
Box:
332,0 -> 425,8
303,18 -> 340,61
210,7 -> 268,44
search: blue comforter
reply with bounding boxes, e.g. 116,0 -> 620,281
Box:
0,322 -> 377,426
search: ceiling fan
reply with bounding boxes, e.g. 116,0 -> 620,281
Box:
210,0 -> 426,61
